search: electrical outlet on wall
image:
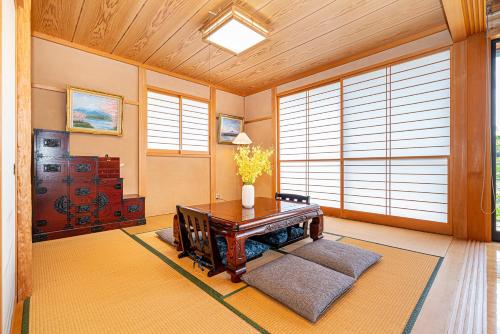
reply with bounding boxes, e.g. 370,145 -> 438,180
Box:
215,193 -> 221,200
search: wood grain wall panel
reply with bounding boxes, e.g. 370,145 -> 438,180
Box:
32,0 -> 84,40
450,40 -> 468,239
466,32 -> 491,241
197,0 -> 396,84
231,8 -> 445,93
111,0 -> 207,62
16,0 -> 33,301
72,0 -> 147,52
145,0 -> 266,71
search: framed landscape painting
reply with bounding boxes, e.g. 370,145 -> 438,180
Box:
67,86 -> 123,136
218,114 -> 244,144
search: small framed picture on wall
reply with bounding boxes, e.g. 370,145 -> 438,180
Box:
217,114 -> 244,144
67,86 -> 124,136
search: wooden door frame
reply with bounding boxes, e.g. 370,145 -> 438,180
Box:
491,38 -> 500,242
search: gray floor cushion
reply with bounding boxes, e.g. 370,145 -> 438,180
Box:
155,228 -> 176,247
242,254 -> 355,322
291,239 -> 382,279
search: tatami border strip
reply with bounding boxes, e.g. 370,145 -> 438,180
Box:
402,257 -> 444,334
223,285 -> 250,299
21,297 -> 30,334
121,229 -> 269,334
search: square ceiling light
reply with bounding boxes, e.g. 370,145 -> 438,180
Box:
201,4 -> 269,54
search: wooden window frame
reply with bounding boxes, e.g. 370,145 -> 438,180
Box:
276,47 -> 453,235
146,85 -> 211,158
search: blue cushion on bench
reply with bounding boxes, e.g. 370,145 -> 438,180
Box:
216,236 -> 270,265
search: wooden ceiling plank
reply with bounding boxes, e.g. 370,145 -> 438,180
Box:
442,0 -> 468,41
229,8 -> 445,93
143,0 -> 228,69
112,0 -> 209,63
145,0 -> 271,71
32,0 -> 85,40
218,0 -> 443,87
196,0 -> 399,85
73,0 -> 148,53
171,0 -> 337,79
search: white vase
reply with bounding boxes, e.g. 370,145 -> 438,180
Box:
242,184 -> 255,208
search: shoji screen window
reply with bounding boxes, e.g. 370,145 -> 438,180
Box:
279,83 -> 341,208
147,90 -> 209,154
342,50 -> 450,223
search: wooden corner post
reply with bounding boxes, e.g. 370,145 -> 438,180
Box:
16,0 -> 33,301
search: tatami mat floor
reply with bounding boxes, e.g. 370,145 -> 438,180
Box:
22,215 -> 490,334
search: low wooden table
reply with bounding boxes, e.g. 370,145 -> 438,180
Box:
175,197 -> 324,282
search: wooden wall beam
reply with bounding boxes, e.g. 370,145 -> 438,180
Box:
138,68 -> 147,198
16,0 -> 33,301
271,87 -> 278,197
450,40 -> 469,239
210,87 -> 217,203
466,32 -> 491,241
442,0 -> 468,42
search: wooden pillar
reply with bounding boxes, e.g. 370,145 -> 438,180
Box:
16,0 -> 33,300
271,88 -> 277,197
466,33 -> 491,241
451,40 -> 468,239
138,68 -> 147,198
210,87 -> 217,203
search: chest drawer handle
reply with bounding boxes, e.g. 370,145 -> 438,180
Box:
76,188 -> 90,196
36,187 -> 48,194
43,138 -> 60,148
114,184 -> 122,190
76,164 -> 91,173
128,205 -> 140,213
77,216 -> 90,225
44,164 -> 61,173
77,205 -> 90,213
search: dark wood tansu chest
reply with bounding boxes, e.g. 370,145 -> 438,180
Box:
32,129 -> 146,242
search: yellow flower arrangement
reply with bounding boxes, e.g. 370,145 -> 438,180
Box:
234,146 -> 273,185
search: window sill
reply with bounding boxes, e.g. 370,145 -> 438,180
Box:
146,149 -> 210,158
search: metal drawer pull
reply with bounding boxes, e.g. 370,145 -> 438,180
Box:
44,164 -> 61,173
43,138 -> 60,147
76,164 -> 91,172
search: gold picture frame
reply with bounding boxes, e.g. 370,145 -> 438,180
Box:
217,114 -> 244,144
66,86 -> 124,136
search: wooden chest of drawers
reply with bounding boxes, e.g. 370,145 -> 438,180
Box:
32,129 -> 146,242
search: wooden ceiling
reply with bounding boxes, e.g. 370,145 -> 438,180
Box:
32,0 -> 447,96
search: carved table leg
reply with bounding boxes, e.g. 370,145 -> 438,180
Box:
225,234 -> 247,283
173,214 -> 183,252
310,214 -> 324,241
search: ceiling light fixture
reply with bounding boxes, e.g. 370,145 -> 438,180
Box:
201,4 -> 269,55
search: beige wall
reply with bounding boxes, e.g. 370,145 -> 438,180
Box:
215,90 -> 244,201
244,89 -> 274,198
31,37 -> 246,217
32,37 -> 139,195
